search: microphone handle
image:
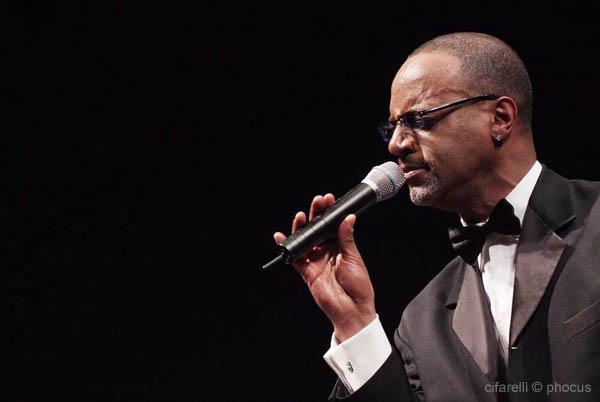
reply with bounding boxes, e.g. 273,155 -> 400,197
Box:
278,183 -> 376,263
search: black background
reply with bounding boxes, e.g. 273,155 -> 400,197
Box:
6,2 -> 600,401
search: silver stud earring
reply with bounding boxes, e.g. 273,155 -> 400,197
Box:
493,134 -> 505,147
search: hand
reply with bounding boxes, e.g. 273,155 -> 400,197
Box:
274,193 -> 376,342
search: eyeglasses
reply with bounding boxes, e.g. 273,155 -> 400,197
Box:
378,94 -> 499,142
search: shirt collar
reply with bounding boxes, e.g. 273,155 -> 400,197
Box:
504,160 -> 542,227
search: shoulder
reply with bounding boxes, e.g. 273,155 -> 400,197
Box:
540,165 -> 600,216
567,177 -> 600,214
567,178 -> 600,241
530,166 -> 600,232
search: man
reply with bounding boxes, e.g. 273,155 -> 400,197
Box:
273,33 -> 600,401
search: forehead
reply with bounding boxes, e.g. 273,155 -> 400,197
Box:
390,52 -> 464,113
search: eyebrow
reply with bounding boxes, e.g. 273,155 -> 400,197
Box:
388,93 -> 438,121
388,110 -> 418,123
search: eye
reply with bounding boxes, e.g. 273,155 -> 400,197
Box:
403,113 -> 422,129
407,113 -> 440,130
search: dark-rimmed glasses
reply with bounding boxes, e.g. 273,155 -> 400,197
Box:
378,94 -> 499,142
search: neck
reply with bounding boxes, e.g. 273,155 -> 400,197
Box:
460,158 -> 536,222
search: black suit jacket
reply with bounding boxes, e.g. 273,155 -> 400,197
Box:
330,166 -> 600,401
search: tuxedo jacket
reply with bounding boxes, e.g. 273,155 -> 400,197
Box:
330,166 -> 600,402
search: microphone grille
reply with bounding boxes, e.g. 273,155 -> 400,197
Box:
361,161 -> 405,202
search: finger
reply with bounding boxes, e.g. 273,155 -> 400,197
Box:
291,211 -> 306,233
304,243 -> 328,261
273,232 -> 286,244
294,247 -> 332,284
309,193 -> 335,221
309,195 -> 325,221
323,193 -> 336,208
338,214 -> 360,257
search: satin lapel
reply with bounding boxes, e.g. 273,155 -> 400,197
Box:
509,166 -> 575,346
452,261 -> 499,381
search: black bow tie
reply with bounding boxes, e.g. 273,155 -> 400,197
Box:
448,199 -> 521,265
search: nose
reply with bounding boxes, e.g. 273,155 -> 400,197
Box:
388,125 -> 419,158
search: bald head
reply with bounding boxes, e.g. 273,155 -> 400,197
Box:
410,32 -> 533,127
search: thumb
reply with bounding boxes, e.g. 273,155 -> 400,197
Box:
338,214 -> 360,257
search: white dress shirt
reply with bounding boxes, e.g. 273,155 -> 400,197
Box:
323,161 -> 543,393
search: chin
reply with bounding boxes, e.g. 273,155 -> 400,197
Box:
409,175 -> 443,207
409,188 -> 438,206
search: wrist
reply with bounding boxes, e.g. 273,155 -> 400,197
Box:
333,312 -> 377,343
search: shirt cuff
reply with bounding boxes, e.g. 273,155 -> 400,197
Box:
322,315 -> 392,393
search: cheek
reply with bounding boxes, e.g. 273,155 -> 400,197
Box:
422,137 -> 485,180
420,116 -> 490,162
419,137 -> 460,167
455,117 -> 494,152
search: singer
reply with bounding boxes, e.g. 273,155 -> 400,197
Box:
273,33 -> 600,402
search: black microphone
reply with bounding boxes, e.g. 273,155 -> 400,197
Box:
262,161 -> 405,270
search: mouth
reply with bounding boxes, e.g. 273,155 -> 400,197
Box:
400,162 -> 430,182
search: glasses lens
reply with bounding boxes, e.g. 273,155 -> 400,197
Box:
404,114 -> 421,130
378,121 -> 395,142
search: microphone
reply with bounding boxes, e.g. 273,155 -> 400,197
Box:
262,161 -> 405,270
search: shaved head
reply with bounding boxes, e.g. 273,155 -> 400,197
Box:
410,32 -> 533,127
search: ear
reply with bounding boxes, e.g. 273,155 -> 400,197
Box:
491,96 -> 518,146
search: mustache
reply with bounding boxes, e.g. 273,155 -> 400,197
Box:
399,158 -> 431,170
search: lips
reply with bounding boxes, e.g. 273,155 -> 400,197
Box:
400,162 -> 430,182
